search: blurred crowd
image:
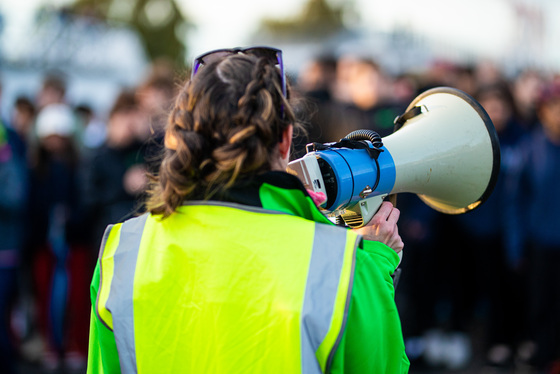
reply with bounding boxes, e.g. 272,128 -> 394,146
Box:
0,53 -> 559,373
0,60 -> 177,373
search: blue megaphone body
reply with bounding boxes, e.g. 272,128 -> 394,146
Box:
289,130 -> 397,227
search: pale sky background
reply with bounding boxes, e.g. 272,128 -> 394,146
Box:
184,0 -> 559,68
1,0 -> 559,119
2,0 -> 560,69
183,0 -> 519,58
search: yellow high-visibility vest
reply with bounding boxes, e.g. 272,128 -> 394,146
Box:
95,202 -> 360,373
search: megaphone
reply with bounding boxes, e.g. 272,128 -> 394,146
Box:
287,87 -> 501,228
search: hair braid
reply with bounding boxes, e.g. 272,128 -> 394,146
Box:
146,53 -> 302,217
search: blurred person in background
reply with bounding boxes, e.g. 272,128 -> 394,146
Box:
453,65 -> 477,97
512,80 -> 560,372
81,90 -> 148,248
294,55 -> 338,145
136,58 -> 177,137
473,60 -> 504,87
417,60 -> 461,92
390,73 -> 418,108
446,81 -> 527,369
10,96 -> 37,160
328,56 -> 401,140
36,74 -> 67,110
24,103 -> 89,371
0,115 -> 29,374
331,55 -> 355,104
36,74 -> 85,151
75,104 -> 107,150
135,61 -> 177,172
419,60 -> 481,96
513,69 -> 544,130
297,55 -> 337,103
5,96 -> 36,366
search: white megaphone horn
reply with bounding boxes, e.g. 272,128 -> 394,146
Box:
287,87 -> 501,228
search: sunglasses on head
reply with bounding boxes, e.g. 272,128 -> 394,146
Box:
191,46 -> 287,102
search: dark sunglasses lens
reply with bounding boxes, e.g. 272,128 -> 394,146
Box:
192,50 -> 234,76
244,48 -> 279,64
194,48 -> 280,72
198,51 -> 235,65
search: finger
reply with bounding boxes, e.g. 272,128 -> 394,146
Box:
389,228 -> 403,252
394,239 -> 404,253
375,201 -> 393,221
387,223 -> 403,252
386,206 -> 400,225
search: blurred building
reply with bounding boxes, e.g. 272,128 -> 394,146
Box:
0,7 -> 148,120
251,0 -> 558,79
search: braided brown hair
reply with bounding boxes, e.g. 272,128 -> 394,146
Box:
146,53 -> 301,217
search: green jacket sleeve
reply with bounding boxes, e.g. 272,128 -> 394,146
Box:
87,262 -> 122,374
330,240 -> 410,374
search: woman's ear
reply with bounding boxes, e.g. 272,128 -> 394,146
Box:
278,125 -> 293,159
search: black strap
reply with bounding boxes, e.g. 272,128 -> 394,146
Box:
306,139 -> 383,160
394,106 -> 423,130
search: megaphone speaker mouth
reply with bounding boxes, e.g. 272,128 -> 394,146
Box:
387,86 -> 501,214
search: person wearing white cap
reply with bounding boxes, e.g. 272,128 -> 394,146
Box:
27,102 -> 88,371
35,103 -> 76,139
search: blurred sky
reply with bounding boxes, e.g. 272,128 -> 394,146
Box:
183,0 -> 519,57
1,0 -> 559,120
2,0 -> 560,68
183,0 -> 560,70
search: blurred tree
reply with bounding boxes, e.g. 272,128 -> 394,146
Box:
70,0 -> 189,64
259,0 -> 346,39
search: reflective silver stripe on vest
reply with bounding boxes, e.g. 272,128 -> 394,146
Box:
95,224 -> 114,332
106,214 -> 148,374
300,223 -> 356,374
